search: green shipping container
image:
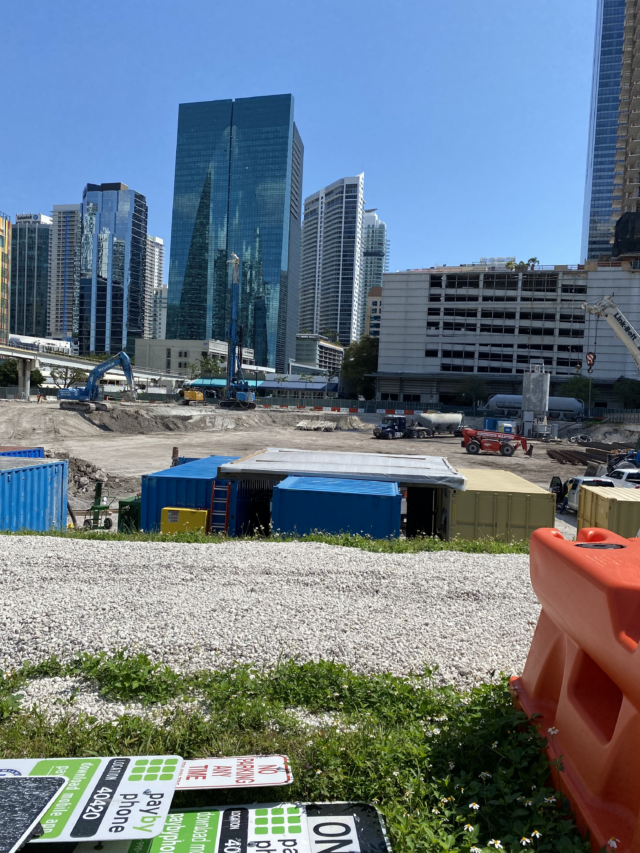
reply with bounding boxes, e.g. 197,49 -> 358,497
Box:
118,495 -> 141,533
445,468 -> 556,542
578,485 -> 640,538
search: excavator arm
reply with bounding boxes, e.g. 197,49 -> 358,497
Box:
84,351 -> 135,400
582,295 -> 640,373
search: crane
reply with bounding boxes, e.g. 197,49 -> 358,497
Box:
57,351 -> 136,413
219,252 -> 256,410
582,294 -> 640,374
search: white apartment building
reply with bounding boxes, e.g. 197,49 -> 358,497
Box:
47,204 -> 82,345
294,333 -> 344,374
376,261 -> 640,404
299,174 -> 365,345
151,283 -> 168,340
145,235 -> 165,338
360,210 -> 388,332
134,338 -> 256,377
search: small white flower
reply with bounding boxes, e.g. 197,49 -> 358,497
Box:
432,808 -> 440,814
525,799 -> 533,807
608,839 -> 620,850
531,830 -> 542,839
479,771 -> 492,779
464,824 -> 474,832
449,761 -> 455,770
471,848 -> 482,853
488,841 -> 503,850
547,726 -> 559,735
469,802 -> 480,810
316,769 -> 322,774
520,838 -> 531,846
491,741 -> 499,748
393,771 -> 399,777
306,740 -> 313,746
544,796 -> 556,804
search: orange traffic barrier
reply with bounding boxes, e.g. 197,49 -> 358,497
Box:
511,527 -> 640,852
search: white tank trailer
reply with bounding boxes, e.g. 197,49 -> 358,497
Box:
415,412 -> 464,434
487,395 -> 584,420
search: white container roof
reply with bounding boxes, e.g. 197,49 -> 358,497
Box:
219,448 -> 466,490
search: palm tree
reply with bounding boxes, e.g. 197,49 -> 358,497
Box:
505,260 -> 516,271
527,257 -> 539,270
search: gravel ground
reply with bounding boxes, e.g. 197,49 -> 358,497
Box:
0,538 -> 538,690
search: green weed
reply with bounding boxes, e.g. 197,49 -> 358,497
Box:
0,528 -> 530,554
0,655 -> 587,853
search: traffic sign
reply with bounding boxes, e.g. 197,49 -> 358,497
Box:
176,755 -> 292,790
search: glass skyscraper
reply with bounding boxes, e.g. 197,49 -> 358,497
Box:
167,94 -> 304,371
79,183 -> 148,355
10,213 -> 52,339
582,0 -> 626,260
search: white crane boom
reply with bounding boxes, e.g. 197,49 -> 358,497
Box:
582,294 -> 640,372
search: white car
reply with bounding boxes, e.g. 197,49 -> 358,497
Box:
607,468 -> 640,489
550,475 -> 616,513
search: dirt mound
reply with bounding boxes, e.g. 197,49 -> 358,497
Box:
44,450 -> 141,507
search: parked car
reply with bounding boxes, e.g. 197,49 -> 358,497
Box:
549,475 -> 616,513
607,468 -> 640,489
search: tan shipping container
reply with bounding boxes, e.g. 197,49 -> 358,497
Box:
578,485 -> 640,538
445,468 -> 556,542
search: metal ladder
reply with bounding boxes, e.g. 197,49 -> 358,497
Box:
210,481 -> 230,533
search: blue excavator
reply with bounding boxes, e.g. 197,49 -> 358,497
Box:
57,351 -> 136,413
219,252 -> 256,411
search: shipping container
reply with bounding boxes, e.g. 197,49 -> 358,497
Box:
0,458 -> 68,532
141,455 -> 239,533
272,476 -> 401,539
0,446 -> 44,458
443,468 -> 556,542
578,485 -> 640,538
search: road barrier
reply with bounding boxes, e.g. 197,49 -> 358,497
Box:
510,527 -> 640,852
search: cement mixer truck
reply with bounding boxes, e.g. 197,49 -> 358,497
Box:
374,411 -> 464,440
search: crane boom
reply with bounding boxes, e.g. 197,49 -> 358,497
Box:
582,295 -> 640,373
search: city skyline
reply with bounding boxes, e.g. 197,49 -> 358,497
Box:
0,1 -> 595,274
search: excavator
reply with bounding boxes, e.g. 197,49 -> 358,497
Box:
57,351 -> 136,413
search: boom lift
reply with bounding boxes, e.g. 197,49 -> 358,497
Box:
57,351 -> 135,413
461,427 -> 533,457
219,253 -> 256,411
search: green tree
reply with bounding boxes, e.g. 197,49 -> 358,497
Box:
340,335 -> 379,399
199,354 -> 223,377
557,374 -> 591,402
50,366 -> 89,389
613,376 -> 640,409
0,359 -> 45,388
457,376 -> 489,406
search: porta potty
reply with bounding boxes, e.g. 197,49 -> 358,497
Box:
0,457 -> 68,531
272,476 -> 401,538
141,455 -> 239,533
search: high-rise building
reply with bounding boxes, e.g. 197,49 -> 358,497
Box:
167,94 -> 304,372
48,204 -> 82,345
360,209 -> 389,332
79,182 -> 148,355
151,284 -> 168,339
0,212 -> 11,344
10,213 -> 52,339
145,235 -> 165,338
582,0 -> 627,260
299,174 -> 365,345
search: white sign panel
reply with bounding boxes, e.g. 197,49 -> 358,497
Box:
0,755 -> 181,842
176,754 -> 292,790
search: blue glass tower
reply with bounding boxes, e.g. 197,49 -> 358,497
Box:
167,94 -> 304,371
582,0 -> 626,261
10,213 -> 51,338
78,183 -> 148,355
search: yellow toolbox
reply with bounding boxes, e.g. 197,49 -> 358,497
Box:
160,507 -> 209,534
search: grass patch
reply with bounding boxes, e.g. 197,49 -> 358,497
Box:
0,527 -> 530,553
1,654 -> 585,852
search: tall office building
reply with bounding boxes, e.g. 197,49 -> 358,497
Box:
167,94 -> 303,371
48,204 -> 82,345
582,0 -> 628,260
145,235 -> 165,338
299,174 -> 365,345
79,182 -> 148,355
151,284 -> 168,339
10,213 -> 52,338
360,209 -> 389,332
0,212 -> 11,344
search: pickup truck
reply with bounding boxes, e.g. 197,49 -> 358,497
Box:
549,475 -> 615,513
607,468 -> 640,489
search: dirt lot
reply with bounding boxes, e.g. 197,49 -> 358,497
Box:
0,399 -> 578,490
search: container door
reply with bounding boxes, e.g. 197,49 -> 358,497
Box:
406,487 -> 439,537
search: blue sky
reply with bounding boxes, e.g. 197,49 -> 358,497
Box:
1,0 -> 596,271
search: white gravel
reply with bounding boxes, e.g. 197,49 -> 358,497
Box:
0,537 -> 538,689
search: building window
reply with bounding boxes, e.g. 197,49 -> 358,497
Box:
403,394 -> 420,402
381,393 -> 399,401
425,349 -> 439,357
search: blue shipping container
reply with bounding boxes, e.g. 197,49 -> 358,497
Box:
141,455 -> 239,532
272,476 -> 401,539
0,458 -> 68,531
0,446 -> 44,458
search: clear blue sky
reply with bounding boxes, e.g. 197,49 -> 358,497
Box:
1,0 -> 596,271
